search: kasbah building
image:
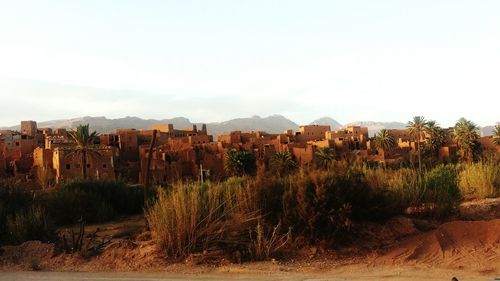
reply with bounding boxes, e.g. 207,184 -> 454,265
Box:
0,120 -> 497,186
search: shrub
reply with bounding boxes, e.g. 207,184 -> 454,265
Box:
1,180 -> 149,245
386,168 -> 423,206
44,180 -> 146,225
44,187 -> 114,225
362,166 -> 389,190
458,161 -> 500,199
424,165 -> 461,215
146,179 -> 260,258
225,150 -> 257,176
363,165 -> 463,217
252,173 -> 287,225
282,170 -> 354,241
6,205 -> 55,245
0,183 -> 36,244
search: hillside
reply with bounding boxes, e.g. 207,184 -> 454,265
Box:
309,117 -> 343,130
346,121 -> 407,136
3,115 -> 495,138
480,125 -> 495,137
2,115 -> 299,137
206,115 -> 299,136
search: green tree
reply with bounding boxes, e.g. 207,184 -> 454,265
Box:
270,151 -> 296,175
407,116 -> 428,173
67,124 -> 100,179
493,123 -> 500,146
375,129 -> 396,151
453,118 -> 480,162
423,120 -> 445,162
314,147 -> 336,169
225,150 -> 257,176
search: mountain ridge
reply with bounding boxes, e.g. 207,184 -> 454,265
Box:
1,116 -> 496,137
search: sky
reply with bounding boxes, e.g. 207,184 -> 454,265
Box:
0,0 -> 499,127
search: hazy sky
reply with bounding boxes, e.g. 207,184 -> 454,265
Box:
0,0 -> 499,127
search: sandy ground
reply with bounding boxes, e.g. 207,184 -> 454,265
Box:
0,265 -> 497,281
1,200 -> 499,280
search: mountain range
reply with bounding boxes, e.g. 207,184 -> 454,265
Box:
1,116 -> 496,137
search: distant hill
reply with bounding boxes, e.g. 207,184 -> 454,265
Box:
206,115 -> 299,136
3,115 -> 494,138
4,116 -> 192,134
346,121 -> 407,137
310,117 -> 343,130
480,125 -> 496,137
2,115 -> 299,138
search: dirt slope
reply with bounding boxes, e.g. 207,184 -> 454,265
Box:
1,218 -> 499,277
377,219 -> 500,273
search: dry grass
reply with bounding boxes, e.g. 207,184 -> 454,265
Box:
458,161 -> 500,200
248,221 -> 292,261
146,178 -> 261,258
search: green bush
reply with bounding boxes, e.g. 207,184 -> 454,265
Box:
257,167 -> 408,243
3,158 -> 499,254
1,180 -> 149,245
252,174 -> 287,225
44,187 -> 115,225
424,165 -> 461,215
225,150 -> 257,176
359,167 -> 410,218
44,180 -> 146,225
0,182 -> 36,244
386,168 -> 423,206
362,165 -> 463,217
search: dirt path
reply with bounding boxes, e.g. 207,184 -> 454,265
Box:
0,266 -> 497,281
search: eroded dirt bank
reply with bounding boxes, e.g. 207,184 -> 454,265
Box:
1,216 -> 499,280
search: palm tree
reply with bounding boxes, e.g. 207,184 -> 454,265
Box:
424,120 -> 445,159
375,129 -> 396,151
270,151 -> 296,175
67,124 -> 100,179
314,147 -> 336,169
407,116 -> 428,173
453,118 -> 480,162
424,120 -> 440,140
493,123 -> 500,146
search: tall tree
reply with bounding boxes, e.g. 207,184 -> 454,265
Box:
423,120 -> 445,160
493,123 -> 500,146
407,116 -> 428,173
453,118 -> 480,162
67,124 -> 100,179
424,120 -> 440,141
314,147 -> 336,169
270,151 -> 296,175
145,129 -> 158,203
375,129 -> 396,151
143,129 -> 157,230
